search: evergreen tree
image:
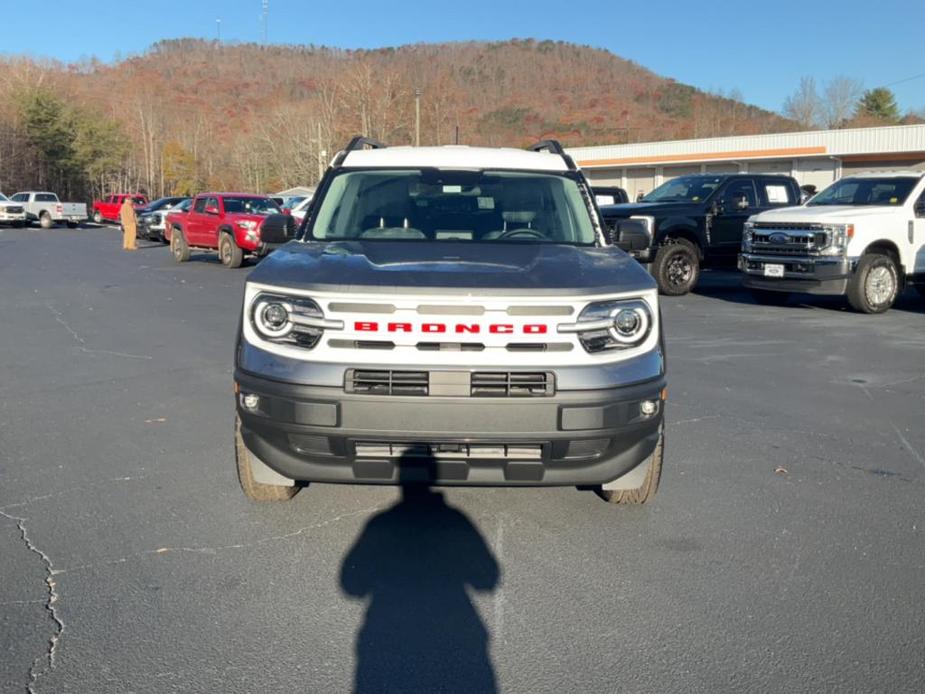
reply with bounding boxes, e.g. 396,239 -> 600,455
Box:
856,88 -> 901,123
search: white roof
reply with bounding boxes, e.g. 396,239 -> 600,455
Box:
341,145 -> 570,172
842,170 -> 923,178
567,124 -> 925,169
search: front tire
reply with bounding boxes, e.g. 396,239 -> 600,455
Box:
847,253 -> 899,314
653,239 -> 700,295
219,232 -> 244,268
39,212 -> 53,229
235,416 -> 299,502
597,432 -> 663,504
170,227 -> 191,262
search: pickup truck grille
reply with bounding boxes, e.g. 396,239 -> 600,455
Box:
751,223 -> 827,256
3,206 -> 23,214
344,369 -> 555,397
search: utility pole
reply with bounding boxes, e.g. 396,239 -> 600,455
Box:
261,0 -> 269,45
414,88 -> 422,147
216,18 -> 222,42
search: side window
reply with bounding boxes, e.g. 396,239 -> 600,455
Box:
762,181 -> 794,206
207,196 -> 220,212
193,197 -> 207,213
721,180 -> 757,209
37,193 -> 57,202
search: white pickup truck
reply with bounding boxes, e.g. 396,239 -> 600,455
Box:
739,172 -> 925,313
0,192 -> 27,226
10,191 -> 87,229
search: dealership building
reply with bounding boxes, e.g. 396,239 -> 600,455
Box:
568,124 -> 925,199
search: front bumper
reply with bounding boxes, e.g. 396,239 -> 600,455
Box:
739,253 -> 853,295
234,369 -> 666,487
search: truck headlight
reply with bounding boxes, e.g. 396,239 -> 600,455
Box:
742,221 -> 754,251
558,299 -> 653,353
820,223 -> 853,255
251,292 -> 342,348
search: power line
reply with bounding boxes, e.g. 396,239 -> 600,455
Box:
882,71 -> 925,88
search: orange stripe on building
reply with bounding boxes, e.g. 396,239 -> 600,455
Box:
577,146 -> 828,168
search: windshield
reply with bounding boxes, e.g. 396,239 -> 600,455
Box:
0,193 -> 8,202
642,176 -> 724,203
172,199 -> 193,212
308,169 -> 597,245
808,177 -> 920,206
148,197 -> 182,211
223,197 -> 281,215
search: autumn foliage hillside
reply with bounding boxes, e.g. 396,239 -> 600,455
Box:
0,39 -> 795,200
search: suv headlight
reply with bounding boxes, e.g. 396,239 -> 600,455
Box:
558,299 -> 653,353
236,220 -> 258,230
820,223 -> 853,255
250,292 -> 343,349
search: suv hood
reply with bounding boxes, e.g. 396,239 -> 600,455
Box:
249,241 -> 654,296
753,205 -> 905,223
600,201 -> 701,218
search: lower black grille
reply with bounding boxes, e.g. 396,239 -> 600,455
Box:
344,370 -> 555,397
470,372 -> 553,397
345,369 -> 429,396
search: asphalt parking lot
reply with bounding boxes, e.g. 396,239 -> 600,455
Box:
1,225 -> 923,694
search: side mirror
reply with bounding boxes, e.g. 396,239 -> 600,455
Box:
612,219 -> 652,253
259,213 -> 295,244
204,205 -> 219,215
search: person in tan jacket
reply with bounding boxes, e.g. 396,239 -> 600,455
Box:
120,197 -> 137,251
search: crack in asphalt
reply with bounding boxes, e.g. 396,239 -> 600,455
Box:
53,505 -> 381,577
44,301 -> 152,360
0,510 -> 65,694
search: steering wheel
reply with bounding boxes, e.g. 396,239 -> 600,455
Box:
496,228 -> 545,240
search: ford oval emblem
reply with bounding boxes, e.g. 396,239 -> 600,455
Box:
768,232 -> 790,244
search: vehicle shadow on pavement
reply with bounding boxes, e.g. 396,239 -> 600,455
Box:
339,458 -> 500,694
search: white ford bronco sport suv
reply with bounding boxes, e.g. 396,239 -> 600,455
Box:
740,172 -> 925,313
233,138 -> 667,504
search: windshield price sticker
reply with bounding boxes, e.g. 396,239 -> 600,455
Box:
766,185 -> 789,203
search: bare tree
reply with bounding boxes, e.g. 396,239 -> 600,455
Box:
821,76 -> 863,129
783,76 -> 820,128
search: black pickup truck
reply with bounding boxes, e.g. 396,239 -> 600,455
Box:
600,173 -> 801,295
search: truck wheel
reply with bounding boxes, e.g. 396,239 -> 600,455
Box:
847,253 -> 899,314
653,239 -> 699,295
597,431 -> 663,505
93,211 -> 102,224
170,227 -> 191,263
39,212 -> 54,229
219,232 -> 244,269
235,416 -> 299,502
750,289 -> 790,305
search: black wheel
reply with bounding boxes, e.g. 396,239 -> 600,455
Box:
847,253 -> 899,314
652,239 -> 700,295
597,431 -> 663,505
219,232 -> 244,268
39,212 -> 54,229
92,210 -> 102,224
170,227 -> 191,263
235,416 -> 299,502
750,288 -> 790,305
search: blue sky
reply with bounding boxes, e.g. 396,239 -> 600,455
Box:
4,0 -> 924,116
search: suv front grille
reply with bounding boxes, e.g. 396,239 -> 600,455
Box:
344,369 -> 555,397
470,371 -> 553,397
345,369 -> 429,396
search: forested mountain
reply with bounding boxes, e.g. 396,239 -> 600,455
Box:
0,39 -> 796,201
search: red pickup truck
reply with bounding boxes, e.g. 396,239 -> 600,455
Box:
92,194 -> 148,223
168,193 -> 284,268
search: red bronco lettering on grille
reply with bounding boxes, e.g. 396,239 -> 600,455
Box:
354,321 -> 548,334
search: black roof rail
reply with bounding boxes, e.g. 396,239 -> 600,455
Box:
332,136 -> 387,167
528,139 -> 577,171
